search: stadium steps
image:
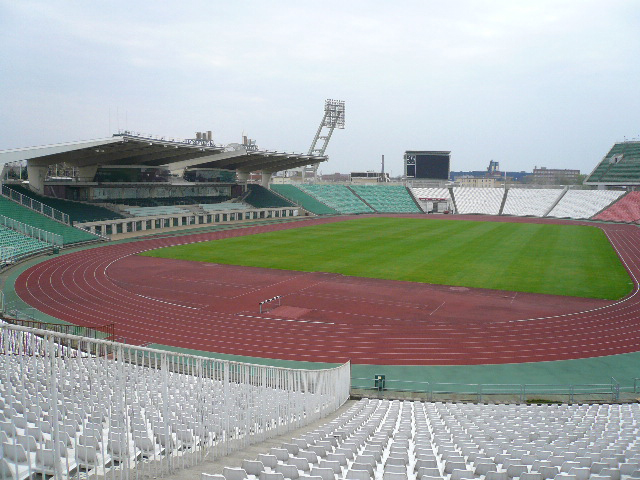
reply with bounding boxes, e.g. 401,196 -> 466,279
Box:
498,188 -> 509,215
244,184 -> 295,209
0,197 -> 99,245
298,185 -> 373,214
448,187 -> 459,214
406,186 -> 425,212
271,184 -> 339,215
543,186 -> 569,217
346,186 -> 379,212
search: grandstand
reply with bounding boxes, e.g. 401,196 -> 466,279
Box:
6,184 -> 124,223
350,185 -> 421,213
0,196 -> 98,245
501,188 -> 564,217
298,185 -> 373,214
0,322 -> 350,480
0,224 -> 52,264
548,189 -> 625,219
452,187 -> 504,215
271,184 -> 340,215
245,184 -> 295,209
594,192 -> 640,223
586,141 -> 640,186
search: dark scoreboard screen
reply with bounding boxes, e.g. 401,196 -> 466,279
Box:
405,151 -> 450,180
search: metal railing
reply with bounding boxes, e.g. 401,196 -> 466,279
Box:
352,376 -> 631,403
0,214 -> 63,246
1,184 -> 70,224
0,322 -> 351,480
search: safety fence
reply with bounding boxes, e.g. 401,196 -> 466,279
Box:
352,376 -> 639,403
1,184 -> 70,225
0,323 -> 351,480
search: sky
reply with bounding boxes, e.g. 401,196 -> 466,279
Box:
1,1 -> 639,177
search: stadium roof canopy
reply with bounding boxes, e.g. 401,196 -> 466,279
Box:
0,133 -> 328,173
585,141 -> 640,186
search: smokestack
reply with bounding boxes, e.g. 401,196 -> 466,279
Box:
381,155 -> 385,174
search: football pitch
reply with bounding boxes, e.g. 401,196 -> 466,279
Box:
141,217 -> 633,300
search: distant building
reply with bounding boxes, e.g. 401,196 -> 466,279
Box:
458,176 -> 502,188
533,167 -> 580,184
350,171 -> 390,183
320,172 -> 350,182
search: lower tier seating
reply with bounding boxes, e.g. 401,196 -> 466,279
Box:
271,185 -> 339,215
0,197 -> 97,245
548,190 -> 624,219
209,399 -> 640,480
350,186 -> 421,213
593,192 -> 640,223
298,185 -> 373,214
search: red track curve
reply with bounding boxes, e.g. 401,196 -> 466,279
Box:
14,215 -> 640,366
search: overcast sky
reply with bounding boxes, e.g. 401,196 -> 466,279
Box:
1,1 -> 639,176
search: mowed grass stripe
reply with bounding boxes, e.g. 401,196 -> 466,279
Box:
141,218 -> 633,300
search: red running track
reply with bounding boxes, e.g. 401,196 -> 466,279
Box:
14,215 -> 640,365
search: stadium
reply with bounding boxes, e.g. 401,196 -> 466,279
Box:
2,121 -> 640,480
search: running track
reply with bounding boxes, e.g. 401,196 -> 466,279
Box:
14,215 -> 640,366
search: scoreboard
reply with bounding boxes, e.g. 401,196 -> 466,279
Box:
404,151 -> 451,180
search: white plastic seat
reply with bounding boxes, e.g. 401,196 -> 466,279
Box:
486,472 -> 509,480
319,460 -> 341,474
258,454 -> 279,470
508,465 -> 530,479
242,460 -> 265,477
417,467 -> 442,479
476,463 -> 498,475
202,474 -> 226,480
520,473 -> 543,480
383,472 -> 408,480
345,469 -> 370,480
276,464 -> 300,480
451,469 -> 474,480
310,467 -> 335,480
351,463 -> 375,477
283,443 -> 300,455
224,467 -> 249,480
259,473 -> 285,480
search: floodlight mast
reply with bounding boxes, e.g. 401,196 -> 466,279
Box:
304,99 -> 345,181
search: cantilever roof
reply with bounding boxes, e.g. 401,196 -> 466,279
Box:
0,134 -> 327,173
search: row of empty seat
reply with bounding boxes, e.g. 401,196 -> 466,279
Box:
0,197 -> 98,245
298,186 -> 374,214
0,225 -> 51,264
548,191 -> 625,220
123,205 -> 191,217
350,186 -> 421,213
0,323 -> 347,480
593,192 -> 640,223
207,399 -> 640,480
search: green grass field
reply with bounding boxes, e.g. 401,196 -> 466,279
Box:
141,217 -> 633,299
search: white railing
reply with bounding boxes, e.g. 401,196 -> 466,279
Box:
1,184 -> 70,225
0,214 -> 63,246
0,322 -> 351,480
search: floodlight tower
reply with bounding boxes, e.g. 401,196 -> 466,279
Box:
304,99 -> 345,181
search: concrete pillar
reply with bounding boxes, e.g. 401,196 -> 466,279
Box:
261,171 -> 272,188
26,163 -> 48,195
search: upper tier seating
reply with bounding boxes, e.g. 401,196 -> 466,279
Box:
0,225 -> 51,264
453,187 -> 504,215
271,185 -> 339,215
548,190 -> 624,219
502,188 -> 564,217
245,185 -> 295,209
210,399 -> 640,480
7,184 -> 125,223
298,185 -> 373,214
350,186 -> 421,213
593,192 -> 640,223
586,141 -> 640,184
0,197 -> 97,245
